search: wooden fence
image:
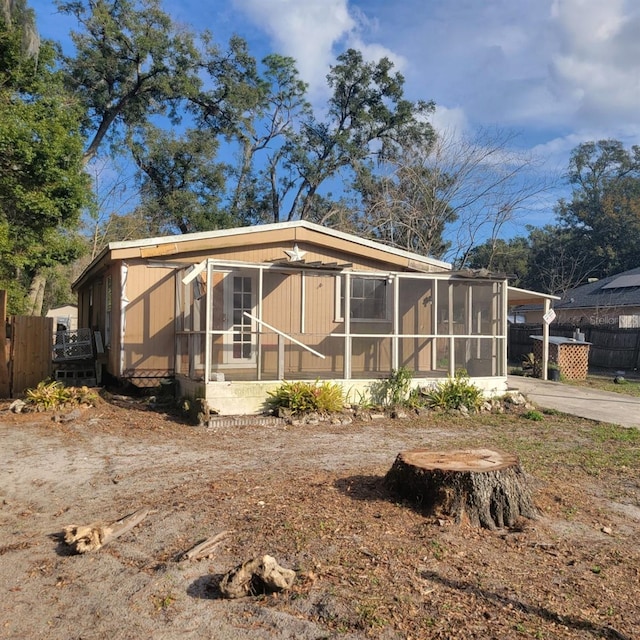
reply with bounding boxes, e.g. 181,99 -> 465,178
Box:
1,292 -> 55,398
509,323 -> 640,371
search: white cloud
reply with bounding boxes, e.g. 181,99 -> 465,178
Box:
549,0 -> 640,127
233,0 -> 407,101
234,0 -> 355,97
346,39 -> 407,72
431,106 -> 469,136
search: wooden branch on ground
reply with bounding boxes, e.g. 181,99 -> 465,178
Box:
179,530 -> 233,562
63,507 -> 150,553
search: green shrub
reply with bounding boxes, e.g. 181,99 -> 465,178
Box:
267,380 -> 344,415
424,370 -> 483,412
25,380 -> 99,411
523,409 -> 544,421
372,367 -> 414,408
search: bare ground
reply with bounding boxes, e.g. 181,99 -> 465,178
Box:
0,395 -> 639,640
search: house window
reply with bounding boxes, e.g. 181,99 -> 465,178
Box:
105,275 -> 112,347
336,275 -> 389,321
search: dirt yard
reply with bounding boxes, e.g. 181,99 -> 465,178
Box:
1,394 -> 639,640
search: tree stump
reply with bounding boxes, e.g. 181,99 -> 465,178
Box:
384,448 -> 537,529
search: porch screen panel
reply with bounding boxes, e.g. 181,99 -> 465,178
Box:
399,277 -> 433,372
398,337 -> 435,375
470,283 -> 495,335
262,271 -> 297,334
464,282 -> 498,375
454,337 -> 501,376
302,273 -> 344,375
434,338 -> 451,374
437,281 -> 471,335
351,337 -> 392,379
304,273 -> 340,333
194,273 -> 206,377
436,280 -> 450,334
284,336 -> 345,379
210,272 -> 225,367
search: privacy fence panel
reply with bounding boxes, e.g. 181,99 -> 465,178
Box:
508,323 -> 640,371
9,315 -> 53,397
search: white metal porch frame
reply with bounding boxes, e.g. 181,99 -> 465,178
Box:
180,258 -> 510,384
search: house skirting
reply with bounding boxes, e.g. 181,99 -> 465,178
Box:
177,375 -> 508,416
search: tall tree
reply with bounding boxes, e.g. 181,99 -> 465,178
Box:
279,49 -> 435,223
127,124 -> 230,234
556,139 -> 640,278
467,227 -> 597,295
56,0 -> 202,166
0,0 -> 90,313
139,47 -> 433,230
525,224 -> 597,295
466,236 -> 531,286
351,127 -> 550,263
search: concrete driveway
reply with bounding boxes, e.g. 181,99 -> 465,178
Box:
507,375 -> 640,429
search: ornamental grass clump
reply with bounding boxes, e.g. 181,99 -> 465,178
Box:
25,380 -> 99,412
267,380 -> 344,415
424,370 -> 484,412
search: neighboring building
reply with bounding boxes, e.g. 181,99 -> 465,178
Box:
72,221 -> 556,414
46,304 -> 78,332
553,267 -> 640,328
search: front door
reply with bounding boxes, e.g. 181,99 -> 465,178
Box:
224,272 -> 257,365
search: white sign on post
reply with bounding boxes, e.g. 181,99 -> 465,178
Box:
543,308 -> 556,325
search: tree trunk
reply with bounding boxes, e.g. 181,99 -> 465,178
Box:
384,448 -> 538,530
25,271 -> 47,316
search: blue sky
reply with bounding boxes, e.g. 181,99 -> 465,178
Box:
30,0 -> 640,236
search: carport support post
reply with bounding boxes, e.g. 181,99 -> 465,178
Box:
542,298 -> 550,381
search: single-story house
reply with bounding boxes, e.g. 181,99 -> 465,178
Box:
46,304 -> 78,332
513,267 -> 640,327
72,221 -> 557,414
552,267 -> 640,328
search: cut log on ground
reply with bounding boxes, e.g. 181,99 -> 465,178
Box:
385,448 -> 538,530
179,530 -> 232,562
218,555 -> 296,599
63,507 -> 150,553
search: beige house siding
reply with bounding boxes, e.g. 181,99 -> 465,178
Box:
120,261 -> 176,376
139,241 -> 418,274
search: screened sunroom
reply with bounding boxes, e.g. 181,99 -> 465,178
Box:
174,259 -> 507,388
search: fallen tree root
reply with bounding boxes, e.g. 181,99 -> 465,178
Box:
63,507 -> 150,553
219,554 -> 296,599
179,530 -> 233,562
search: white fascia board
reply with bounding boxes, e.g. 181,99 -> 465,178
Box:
508,286 -> 561,303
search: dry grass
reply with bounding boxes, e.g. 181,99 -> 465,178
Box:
1,399 -> 639,639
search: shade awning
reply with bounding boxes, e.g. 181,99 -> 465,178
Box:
508,286 -> 560,307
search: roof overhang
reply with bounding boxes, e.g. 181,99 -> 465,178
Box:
508,286 -> 561,306
72,220 -> 452,292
